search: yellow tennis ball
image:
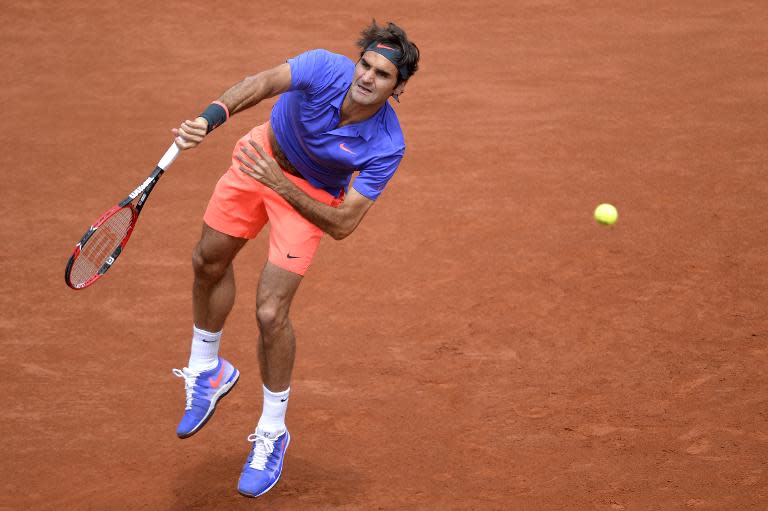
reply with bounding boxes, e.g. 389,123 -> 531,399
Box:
594,203 -> 618,225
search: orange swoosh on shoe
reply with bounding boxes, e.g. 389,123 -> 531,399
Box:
209,368 -> 224,388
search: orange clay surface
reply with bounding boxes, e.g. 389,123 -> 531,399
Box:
2,1 -> 767,509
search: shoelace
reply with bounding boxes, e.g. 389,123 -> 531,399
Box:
247,431 -> 277,470
172,368 -> 200,410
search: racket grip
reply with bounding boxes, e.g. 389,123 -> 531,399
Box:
158,143 -> 181,170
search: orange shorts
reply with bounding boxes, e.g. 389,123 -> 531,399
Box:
203,123 -> 343,275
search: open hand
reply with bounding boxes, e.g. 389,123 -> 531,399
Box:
236,138 -> 290,192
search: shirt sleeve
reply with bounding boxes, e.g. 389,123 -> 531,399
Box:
287,49 -> 337,96
352,152 -> 404,201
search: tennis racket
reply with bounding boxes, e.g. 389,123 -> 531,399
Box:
65,143 -> 181,290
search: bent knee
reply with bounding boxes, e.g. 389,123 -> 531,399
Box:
256,302 -> 289,332
192,245 -> 229,283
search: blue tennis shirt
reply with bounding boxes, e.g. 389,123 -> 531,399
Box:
270,49 -> 405,200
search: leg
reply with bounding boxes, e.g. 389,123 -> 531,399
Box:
237,261 -> 298,497
255,261 -> 304,392
176,129 -> 269,440
192,223 -> 248,331
238,123 -> 340,498
174,223 -> 246,439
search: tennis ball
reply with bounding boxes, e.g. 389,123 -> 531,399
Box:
594,203 -> 618,225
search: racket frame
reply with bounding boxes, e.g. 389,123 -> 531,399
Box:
65,144 -> 178,289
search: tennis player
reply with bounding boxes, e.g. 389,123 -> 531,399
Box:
170,21 -> 419,497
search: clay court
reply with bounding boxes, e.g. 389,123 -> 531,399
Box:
3,1 -> 767,509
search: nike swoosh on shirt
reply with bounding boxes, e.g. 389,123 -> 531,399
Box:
339,143 -> 356,155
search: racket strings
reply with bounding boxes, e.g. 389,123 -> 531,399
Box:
70,207 -> 134,286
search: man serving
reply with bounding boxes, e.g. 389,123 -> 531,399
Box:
170,20 -> 420,497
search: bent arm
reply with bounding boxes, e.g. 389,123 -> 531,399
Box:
277,185 -> 374,240
236,138 -> 376,240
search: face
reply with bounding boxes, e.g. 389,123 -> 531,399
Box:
349,51 -> 406,106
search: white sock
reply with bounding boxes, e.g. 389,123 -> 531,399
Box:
257,385 -> 290,433
187,326 -> 221,372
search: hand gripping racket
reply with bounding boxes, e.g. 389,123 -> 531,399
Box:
65,143 -> 181,289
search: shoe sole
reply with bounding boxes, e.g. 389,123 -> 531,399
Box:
177,370 -> 240,439
237,433 -> 291,498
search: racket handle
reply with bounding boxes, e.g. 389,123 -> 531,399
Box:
158,143 -> 181,170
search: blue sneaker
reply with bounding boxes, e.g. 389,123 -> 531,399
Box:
237,428 -> 290,497
172,358 -> 239,439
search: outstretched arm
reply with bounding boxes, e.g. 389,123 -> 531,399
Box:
236,139 -> 375,240
217,63 -> 292,115
173,63 -> 292,150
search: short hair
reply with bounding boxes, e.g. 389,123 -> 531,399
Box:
357,20 -> 420,85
